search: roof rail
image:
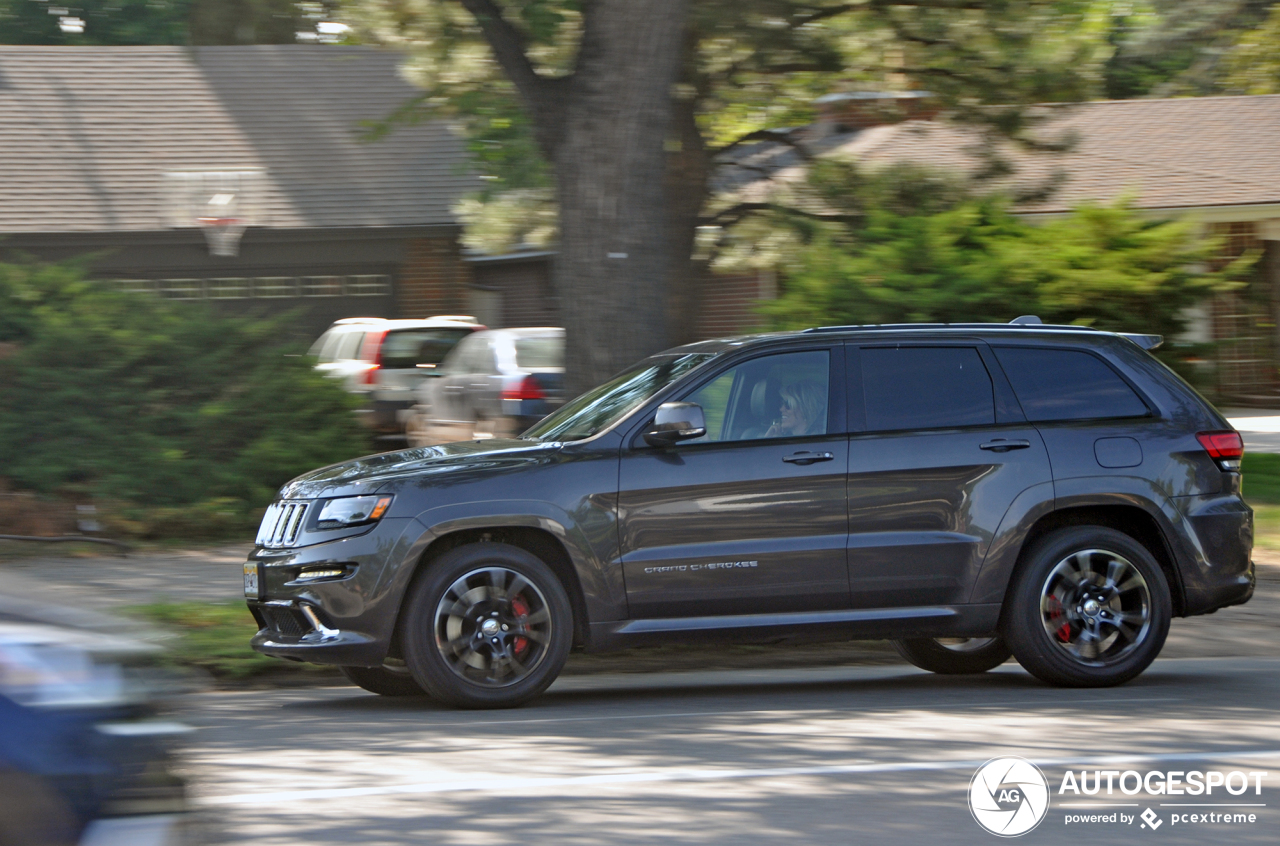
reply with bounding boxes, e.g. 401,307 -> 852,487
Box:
802,322 -> 1105,334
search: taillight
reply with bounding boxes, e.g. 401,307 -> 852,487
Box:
360,331 -> 385,386
1197,430 -> 1243,470
503,376 -> 545,401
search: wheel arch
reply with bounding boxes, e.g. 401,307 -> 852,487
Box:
391,524 -> 592,659
1012,504 -> 1185,617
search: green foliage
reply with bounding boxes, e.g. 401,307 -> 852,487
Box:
0,0 -> 191,45
762,165 -> 1245,348
129,601 -> 336,679
1242,452 -> 1280,504
1223,3 -> 1280,93
0,261 -> 371,530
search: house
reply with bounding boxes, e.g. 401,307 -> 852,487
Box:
0,45 -> 478,338
726,94 -> 1280,401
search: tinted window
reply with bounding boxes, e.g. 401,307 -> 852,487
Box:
994,347 -> 1148,421
381,328 -> 473,370
684,350 -> 830,442
862,347 -> 994,431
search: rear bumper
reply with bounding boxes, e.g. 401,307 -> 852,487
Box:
1173,493 -> 1255,615
354,399 -> 413,432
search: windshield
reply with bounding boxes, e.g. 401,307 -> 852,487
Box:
523,353 -> 714,442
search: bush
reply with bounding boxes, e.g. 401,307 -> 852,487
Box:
0,260 -> 372,537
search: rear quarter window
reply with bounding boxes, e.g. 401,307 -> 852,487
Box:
993,347 -> 1149,422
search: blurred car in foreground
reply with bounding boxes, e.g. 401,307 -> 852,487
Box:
405,327 -> 565,446
0,598 -> 188,845
308,316 -> 483,433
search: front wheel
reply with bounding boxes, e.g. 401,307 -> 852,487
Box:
401,543 -> 573,709
1003,526 -> 1171,687
893,636 -> 1012,674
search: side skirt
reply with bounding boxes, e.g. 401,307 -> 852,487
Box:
585,603 -> 1003,652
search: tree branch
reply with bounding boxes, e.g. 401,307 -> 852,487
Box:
456,0 -> 567,157
714,129 -> 814,160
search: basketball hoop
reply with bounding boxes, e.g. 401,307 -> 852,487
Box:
198,216 -> 246,257
164,170 -> 262,257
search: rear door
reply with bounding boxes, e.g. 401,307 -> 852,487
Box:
617,346 -> 851,618
845,342 -> 1053,608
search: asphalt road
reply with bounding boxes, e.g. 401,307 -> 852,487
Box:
182,657 -> 1280,845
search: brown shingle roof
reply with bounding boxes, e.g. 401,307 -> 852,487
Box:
862,96 -> 1280,212
738,95 -> 1280,214
0,45 -> 475,233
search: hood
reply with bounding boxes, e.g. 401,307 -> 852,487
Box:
277,438 -> 562,500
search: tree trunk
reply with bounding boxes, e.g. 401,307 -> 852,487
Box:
550,0 -> 691,396
665,94 -> 713,347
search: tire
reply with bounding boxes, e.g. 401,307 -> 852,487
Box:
893,636 -> 1012,674
340,663 -> 428,697
404,405 -> 433,448
1003,526 -> 1171,687
401,542 -> 573,709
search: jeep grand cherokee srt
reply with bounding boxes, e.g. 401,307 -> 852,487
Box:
246,320 -> 1254,708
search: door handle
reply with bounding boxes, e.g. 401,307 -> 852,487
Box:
782,451 -> 835,465
980,439 -> 1031,452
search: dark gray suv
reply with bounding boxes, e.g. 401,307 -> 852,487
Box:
246,321 -> 1254,708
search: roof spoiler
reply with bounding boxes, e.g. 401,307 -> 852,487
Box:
1121,333 -> 1163,350
1008,317 -> 1162,350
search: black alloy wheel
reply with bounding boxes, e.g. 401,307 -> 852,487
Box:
340,662 -> 428,697
1003,526 -> 1171,687
402,542 -> 572,708
893,636 -> 1013,674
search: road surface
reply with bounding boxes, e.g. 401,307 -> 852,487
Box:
182,656 -> 1280,845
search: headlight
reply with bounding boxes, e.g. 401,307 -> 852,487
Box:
316,495 -> 393,529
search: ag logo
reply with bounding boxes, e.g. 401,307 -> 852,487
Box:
969,757 -> 1051,837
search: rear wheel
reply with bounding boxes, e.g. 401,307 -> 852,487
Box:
893,636 -> 1012,674
1003,526 -> 1171,687
340,662 -> 428,697
402,543 -> 573,709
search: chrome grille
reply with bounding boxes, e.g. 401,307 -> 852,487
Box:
256,501 -> 309,548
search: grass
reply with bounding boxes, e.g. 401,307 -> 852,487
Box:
1242,454 -> 1280,550
127,601 -> 337,682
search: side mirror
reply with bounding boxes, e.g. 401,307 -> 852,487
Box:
643,402 -> 707,447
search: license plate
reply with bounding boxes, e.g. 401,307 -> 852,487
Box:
243,562 -> 260,598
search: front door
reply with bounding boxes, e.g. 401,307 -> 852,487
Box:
618,348 -> 850,618
845,343 -> 1053,608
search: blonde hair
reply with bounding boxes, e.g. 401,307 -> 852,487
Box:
781,380 -> 827,435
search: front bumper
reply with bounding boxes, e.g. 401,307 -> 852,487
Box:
245,517 -> 425,667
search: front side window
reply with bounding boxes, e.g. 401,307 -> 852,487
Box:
862,346 -> 994,431
993,347 -> 1149,422
524,353 -> 714,442
682,350 -> 830,442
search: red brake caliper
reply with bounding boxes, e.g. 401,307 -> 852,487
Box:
511,595 -> 531,656
1045,595 -> 1071,642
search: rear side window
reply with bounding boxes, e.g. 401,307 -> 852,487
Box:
993,347 -> 1148,422
515,336 -> 564,369
334,331 -> 364,362
381,328 -> 473,370
862,347 -> 994,431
